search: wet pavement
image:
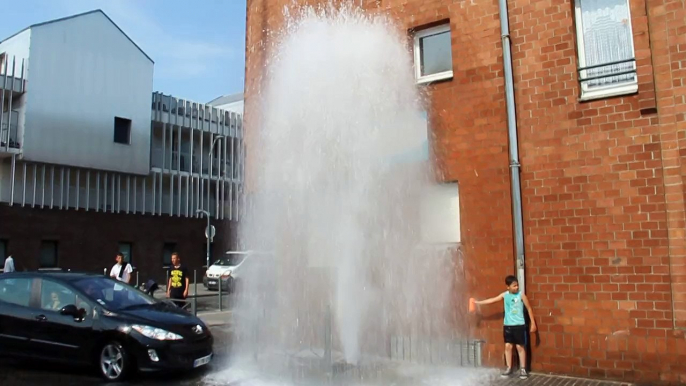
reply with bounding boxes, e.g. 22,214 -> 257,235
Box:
0,325 -> 233,386
0,355 -> 633,386
0,322 -> 632,386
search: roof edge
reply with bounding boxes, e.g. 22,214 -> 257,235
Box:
0,9 -> 154,64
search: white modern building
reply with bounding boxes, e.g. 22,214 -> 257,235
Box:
207,93 -> 244,115
0,10 -> 243,275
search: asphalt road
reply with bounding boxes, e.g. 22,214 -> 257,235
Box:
0,326 -> 233,386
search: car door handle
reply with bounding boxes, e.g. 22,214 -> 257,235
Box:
35,315 -> 47,322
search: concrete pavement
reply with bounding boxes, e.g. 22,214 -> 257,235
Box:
195,314 -> 635,386
198,310 -> 232,327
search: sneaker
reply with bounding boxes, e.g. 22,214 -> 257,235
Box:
500,367 -> 513,378
519,368 -> 530,379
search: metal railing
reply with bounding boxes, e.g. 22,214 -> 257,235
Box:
0,123 -> 19,149
578,58 -> 637,86
102,267 -> 233,317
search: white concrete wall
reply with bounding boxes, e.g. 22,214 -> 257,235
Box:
22,11 -> 154,175
0,30 -> 31,148
0,29 -> 31,72
212,99 -> 244,115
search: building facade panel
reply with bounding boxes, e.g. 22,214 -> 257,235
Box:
21,11 -> 154,175
0,29 -> 31,65
0,203 -> 234,283
244,0 -> 686,383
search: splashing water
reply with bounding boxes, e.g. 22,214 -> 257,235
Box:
216,4 -> 482,383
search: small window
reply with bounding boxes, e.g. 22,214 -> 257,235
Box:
40,241 -> 58,269
118,242 -> 132,264
574,0 -> 637,101
163,242 -> 177,267
40,280 -> 76,312
413,24 -> 453,84
0,239 -> 7,263
0,277 -> 32,307
114,117 -> 132,144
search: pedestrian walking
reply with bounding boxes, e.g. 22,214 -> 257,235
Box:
3,255 -> 15,273
166,252 -> 189,309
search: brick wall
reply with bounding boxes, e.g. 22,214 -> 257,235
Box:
244,0 -> 686,383
0,204 -> 235,284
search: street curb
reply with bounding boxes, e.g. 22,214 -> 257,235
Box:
207,322 -> 232,327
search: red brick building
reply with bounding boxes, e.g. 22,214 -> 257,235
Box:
244,0 -> 686,383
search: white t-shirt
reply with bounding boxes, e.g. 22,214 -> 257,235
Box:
110,263 -> 133,283
3,256 -> 14,273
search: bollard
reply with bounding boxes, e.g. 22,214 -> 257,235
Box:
218,278 -> 223,311
136,271 -> 139,287
193,270 -> 198,316
324,305 -> 332,371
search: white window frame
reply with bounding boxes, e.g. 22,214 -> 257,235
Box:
413,24 -> 454,85
574,0 -> 638,101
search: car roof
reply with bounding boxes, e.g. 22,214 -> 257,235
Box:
1,271 -> 103,282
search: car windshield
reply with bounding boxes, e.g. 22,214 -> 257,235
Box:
214,255 -> 246,267
72,277 -> 155,311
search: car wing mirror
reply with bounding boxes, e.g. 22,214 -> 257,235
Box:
59,304 -> 79,317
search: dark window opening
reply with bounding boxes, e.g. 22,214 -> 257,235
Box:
39,241 -> 58,269
118,242 -> 132,264
0,240 -> 6,262
163,242 -> 177,267
114,117 -> 132,145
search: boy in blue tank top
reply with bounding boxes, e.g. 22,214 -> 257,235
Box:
474,275 -> 537,379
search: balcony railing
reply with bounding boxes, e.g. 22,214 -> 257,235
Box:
0,55 -> 27,94
0,123 -> 20,150
150,148 -> 233,177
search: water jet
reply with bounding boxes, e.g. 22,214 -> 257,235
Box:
206,4 -> 492,385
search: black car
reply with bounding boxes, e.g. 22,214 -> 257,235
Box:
0,272 -> 213,382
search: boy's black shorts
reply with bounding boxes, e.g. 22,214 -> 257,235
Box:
503,325 -> 528,346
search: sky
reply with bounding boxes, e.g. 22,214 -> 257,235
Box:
0,0 -> 246,103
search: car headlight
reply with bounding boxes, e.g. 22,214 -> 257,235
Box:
221,270 -> 232,279
131,325 -> 183,341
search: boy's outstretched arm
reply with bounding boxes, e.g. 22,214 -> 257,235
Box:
474,292 -> 505,306
522,293 -> 537,332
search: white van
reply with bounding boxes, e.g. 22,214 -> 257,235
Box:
203,250 -> 275,292
203,251 -> 250,292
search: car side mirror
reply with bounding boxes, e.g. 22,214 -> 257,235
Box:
59,304 -> 81,318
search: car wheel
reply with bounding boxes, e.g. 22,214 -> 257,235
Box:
99,341 -> 131,382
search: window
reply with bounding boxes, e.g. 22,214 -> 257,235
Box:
114,117 -> 132,144
413,24 -> 453,84
118,242 -> 132,264
39,241 -> 58,268
574,0 -> 637,101
40,280 -> 76,312
0,278 -> 32,307
0,239 -> 6,263
420,183 -> 460,244
72,277 -> 154,311
163,242 -> 177,266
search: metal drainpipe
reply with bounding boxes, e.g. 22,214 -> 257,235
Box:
498,0 -> 527,294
